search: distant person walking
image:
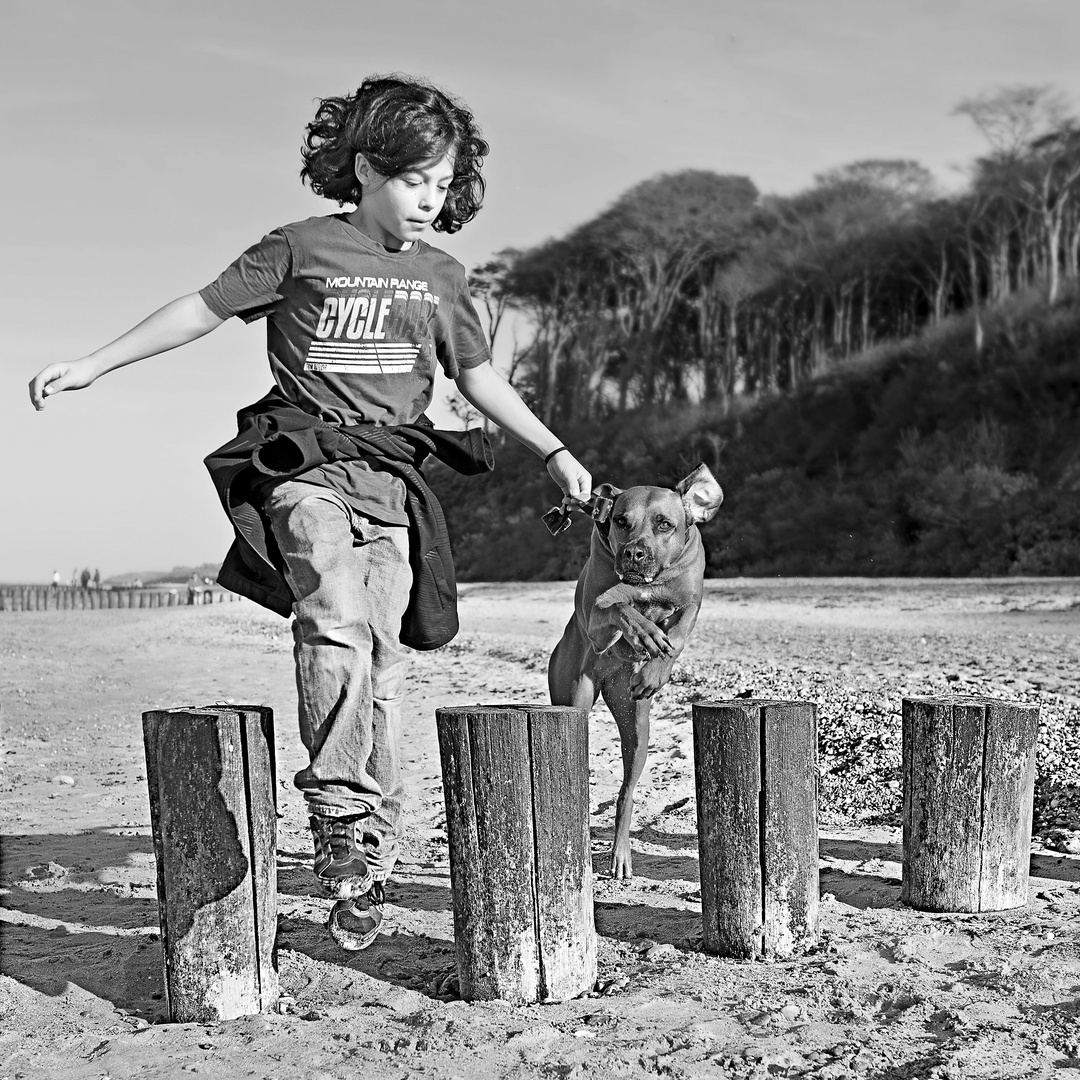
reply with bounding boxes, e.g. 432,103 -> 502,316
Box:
93,568 -> 101,587
80,568 -> 91,588
51,570 -> 61,589
27,73 -> 590,952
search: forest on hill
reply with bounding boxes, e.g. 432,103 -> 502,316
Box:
433,85 -> 1080,581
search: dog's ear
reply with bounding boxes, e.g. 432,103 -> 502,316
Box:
676,464 -> 723,526
592,483 -> 622,538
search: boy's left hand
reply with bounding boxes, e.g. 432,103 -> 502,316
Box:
547,450 -> 592,501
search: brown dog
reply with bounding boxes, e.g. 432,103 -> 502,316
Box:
548,464 -> 723,879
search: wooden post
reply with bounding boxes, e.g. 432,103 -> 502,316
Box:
142,705 -> 279,1021
902,695 -> 1039,912
436,704 -> 596,1004
693,700 -> 819,959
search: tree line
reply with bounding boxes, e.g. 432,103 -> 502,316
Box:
464,85 -> 1080,429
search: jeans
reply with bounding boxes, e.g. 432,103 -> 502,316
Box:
263,480 -> 411,881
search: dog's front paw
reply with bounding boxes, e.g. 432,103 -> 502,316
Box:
610,844 -> 634,881
613,606 -> 673,660
630,657 -> 674,700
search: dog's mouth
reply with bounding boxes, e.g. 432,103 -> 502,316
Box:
616,567 -> 655,585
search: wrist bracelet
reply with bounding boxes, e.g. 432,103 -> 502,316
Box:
544,446 -> 568,466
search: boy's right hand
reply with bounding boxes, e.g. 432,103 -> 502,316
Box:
29,358 -> 97,411
546,449 -> 592,503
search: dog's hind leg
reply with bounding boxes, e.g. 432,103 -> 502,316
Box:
548,619 -> 600,712
600,670 -> 651,881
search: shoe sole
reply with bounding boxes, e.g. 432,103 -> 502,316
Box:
327,898 -> 385,951
317,869 -> 374,900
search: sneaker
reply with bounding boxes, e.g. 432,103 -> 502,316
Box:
327,882 -> 387,951
309,814 -> 374,899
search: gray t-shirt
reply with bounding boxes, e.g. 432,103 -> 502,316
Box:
201,214 -> 490,524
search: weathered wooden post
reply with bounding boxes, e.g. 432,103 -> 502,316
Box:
436,704 -> 596,1003
142,704 -> 279,1021
902,695 -> 1039,912
693,699 -> 819,959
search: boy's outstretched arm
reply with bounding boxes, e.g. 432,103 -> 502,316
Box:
455,361 -> 592,500
29,293 -> 225,410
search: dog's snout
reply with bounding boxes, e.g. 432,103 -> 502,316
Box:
615,538 -> 658,584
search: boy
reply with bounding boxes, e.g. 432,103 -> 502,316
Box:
29,74 -> 590,949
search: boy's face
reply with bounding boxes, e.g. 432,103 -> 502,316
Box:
352,153 -> 455,251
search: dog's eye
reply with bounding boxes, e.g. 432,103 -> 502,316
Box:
613,515 -> 630,530
655,519 -> 674,532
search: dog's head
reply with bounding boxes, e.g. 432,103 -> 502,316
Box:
597,464 -> 723,584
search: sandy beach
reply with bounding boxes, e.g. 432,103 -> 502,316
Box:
2,578 -> 1079,1080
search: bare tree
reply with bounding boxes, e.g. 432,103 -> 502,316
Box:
956,85 -> 1080,304
469,249 -> 520,352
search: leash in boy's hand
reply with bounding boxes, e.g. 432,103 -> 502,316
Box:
542,491 -> 614,536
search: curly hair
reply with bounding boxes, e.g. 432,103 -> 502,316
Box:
300,74 -> 488,234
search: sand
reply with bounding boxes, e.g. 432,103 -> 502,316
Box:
2,578 -> 1079,1080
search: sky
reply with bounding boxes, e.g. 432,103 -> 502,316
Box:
3,0 -> 1078,582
